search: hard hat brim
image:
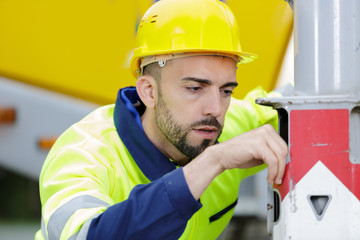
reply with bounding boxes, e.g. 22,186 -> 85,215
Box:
131,50 -> 258,78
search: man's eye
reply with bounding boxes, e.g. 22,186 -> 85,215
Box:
222,89 -> 233,96
187,87 -> 202,92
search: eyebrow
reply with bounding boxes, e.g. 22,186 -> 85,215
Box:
182,77 -> 238,88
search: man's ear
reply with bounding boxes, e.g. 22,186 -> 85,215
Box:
136,75 -> 158,109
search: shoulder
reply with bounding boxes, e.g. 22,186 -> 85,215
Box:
44,104 -> 120,162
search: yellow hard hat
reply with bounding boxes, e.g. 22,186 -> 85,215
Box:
130,0 -> 257,78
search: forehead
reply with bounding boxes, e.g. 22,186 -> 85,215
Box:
162,55 -> 237,81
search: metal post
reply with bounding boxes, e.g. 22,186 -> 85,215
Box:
257,0 -> 360,239
295,0 -> 360,96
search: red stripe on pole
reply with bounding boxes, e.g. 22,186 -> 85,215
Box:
276,109 -> 360,201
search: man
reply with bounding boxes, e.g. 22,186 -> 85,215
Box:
36,0 -> 287,239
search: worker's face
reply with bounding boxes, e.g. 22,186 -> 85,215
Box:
155,55 -> 237,159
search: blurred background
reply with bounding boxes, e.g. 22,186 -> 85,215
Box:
0,0 -> 293,239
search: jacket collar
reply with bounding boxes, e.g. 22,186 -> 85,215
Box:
113,87 -> 177,181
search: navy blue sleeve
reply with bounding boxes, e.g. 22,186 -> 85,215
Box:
87,167 -> 202,240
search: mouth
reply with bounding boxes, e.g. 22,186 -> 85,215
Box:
193,126 -> 219,139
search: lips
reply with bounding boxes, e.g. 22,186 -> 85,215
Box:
193,126 -> 218,139
195,126 -> 217,132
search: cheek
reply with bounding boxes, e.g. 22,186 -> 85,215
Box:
175,107 -> 195,125
219,99 -> 231,121
223,100 -> 231,114
160,93 -> 195,118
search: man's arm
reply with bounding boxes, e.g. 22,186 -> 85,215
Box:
184,124 -> 287,200
39,145 -> 201,240
87,168 -> 201,240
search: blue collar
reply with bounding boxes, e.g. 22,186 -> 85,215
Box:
113,87 -> 178,181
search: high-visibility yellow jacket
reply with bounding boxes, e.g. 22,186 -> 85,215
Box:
36,86 -> 280,240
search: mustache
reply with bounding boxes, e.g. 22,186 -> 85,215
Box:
190,117 -> 222,129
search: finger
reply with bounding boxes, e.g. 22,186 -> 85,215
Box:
259,145 -> 279,185
264,126 -> 288,184
267,138 -> 287,185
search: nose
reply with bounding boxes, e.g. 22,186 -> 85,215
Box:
202,89 -> 222,117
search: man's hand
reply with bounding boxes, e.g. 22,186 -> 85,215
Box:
183,124 -> 287,200
212,124 -> 287,185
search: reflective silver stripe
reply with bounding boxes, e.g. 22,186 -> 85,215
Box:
68,213 -> 100,240
216,224 -> 229,240
47,195 -> 110,240
41,216 -> 49,240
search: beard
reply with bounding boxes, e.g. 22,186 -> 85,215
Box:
155,95 -> 223,159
